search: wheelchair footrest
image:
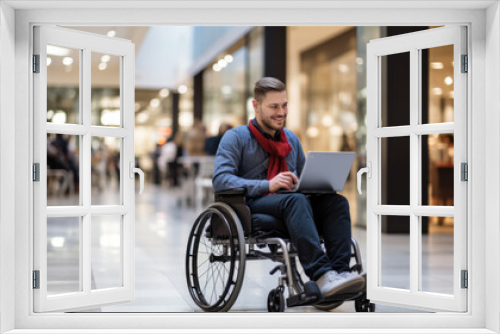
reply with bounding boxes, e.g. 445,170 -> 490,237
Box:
286,281 -> 322,308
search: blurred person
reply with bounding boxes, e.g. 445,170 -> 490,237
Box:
108,146 -> 120,185
160,135 -> 182,187
442,134 -> 454,163
151,143 -> 163,185
49,134 -> 79,193
47,134 -> 70,171
91,139 -> 108,192
204,123 -> 233,155
213,77 -> 365,302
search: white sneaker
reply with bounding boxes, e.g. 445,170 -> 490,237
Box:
316,270 -> 365,298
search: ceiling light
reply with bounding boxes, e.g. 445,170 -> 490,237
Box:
338,64 -> 349,73
62,57 -> 74,66
321,115 -> 334,127
136,112 -> 149,124
101,55 -> 111,63
47,57 -> 52,66
306,126 -> 319,138
107,30 -> 116,37
213,63 -> 221,72
100,109 -> 121,126
150,98 -> 160,108
178,85 -> 188,94
224,55 -> 233,63
47,45 -> 70,56
330,125 -> 343,136
159,88 -> 170,98
221,85 -> 232,95
432,87 -> 443,95
218,59 -> 227,68
431,62 -> 444,69
98,62 -> 107,71
52,111 -> 67,124
50,237 -> 65,248
444,76 -> 453,86
179,110 -> 194,127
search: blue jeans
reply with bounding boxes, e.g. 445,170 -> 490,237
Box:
247,193 -> 352,281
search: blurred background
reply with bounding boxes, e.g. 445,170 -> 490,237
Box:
45,26 -> 456,312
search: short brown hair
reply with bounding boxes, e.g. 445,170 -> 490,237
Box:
254,77 -> 286,103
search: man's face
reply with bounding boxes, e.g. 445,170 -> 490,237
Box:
253,90 -> 288,136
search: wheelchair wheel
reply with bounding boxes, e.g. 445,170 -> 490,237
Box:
267,287 -> 285,312
355,299 -> 376,312
186,203 -> 246,312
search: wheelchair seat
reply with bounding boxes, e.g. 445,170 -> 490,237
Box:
185,188 -> 374,312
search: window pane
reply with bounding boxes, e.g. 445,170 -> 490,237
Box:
47,133 -> 80,206
91,215 -> 122,290
91,52 -> 121,127
423,45 -> 454,124
381,136 -> 410,205
423,134 -> 454,206
380,215 -> 410,290
421,217 -> 454,295
47,45 -> 80,124
91,137 -> 121,205
47,217 -> 80,295
381,52 -> 410,127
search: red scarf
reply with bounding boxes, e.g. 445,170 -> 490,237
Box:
248,120 -> 292,180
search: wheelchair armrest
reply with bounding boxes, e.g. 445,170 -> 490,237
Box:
214,188 -> 247,197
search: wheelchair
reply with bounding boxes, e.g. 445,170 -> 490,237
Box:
185,188 -> 375,312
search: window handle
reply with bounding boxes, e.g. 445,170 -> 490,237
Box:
357,161 -> 372,195
129,161 -> 144,195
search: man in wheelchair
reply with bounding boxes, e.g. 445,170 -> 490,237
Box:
212,77 -> 366,301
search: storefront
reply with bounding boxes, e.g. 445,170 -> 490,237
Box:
1,1 -> 499,333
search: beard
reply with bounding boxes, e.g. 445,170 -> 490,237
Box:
261,114 -> 287,132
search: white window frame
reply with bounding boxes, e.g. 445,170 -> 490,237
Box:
366,26 -> 467,312
33,25 -> 136,312
1,2 -> 498,333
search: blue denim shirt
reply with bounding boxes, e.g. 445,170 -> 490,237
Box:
212,124 -> 306,198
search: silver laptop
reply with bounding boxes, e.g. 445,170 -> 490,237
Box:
280,152 -> 356,194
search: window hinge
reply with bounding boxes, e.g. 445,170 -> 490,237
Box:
461,163 -> 468,181
33,270 -> 40,289
461,270 -> 468,289
33,163 -> 40,182
461,54 -> 468,73
33,54 -> 40,73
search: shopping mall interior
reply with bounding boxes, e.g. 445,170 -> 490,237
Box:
44,26 -> 455,312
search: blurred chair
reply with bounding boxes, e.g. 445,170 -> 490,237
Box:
47,169 -> 74,197
194,156 -> 215,211
179,155 -> 215,210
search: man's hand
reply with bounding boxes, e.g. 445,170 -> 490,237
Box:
269,172 -> 299,193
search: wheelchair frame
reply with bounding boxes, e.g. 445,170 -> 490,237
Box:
185,189 -> 374,312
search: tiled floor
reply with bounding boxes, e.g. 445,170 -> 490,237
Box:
47,181 -> 453,313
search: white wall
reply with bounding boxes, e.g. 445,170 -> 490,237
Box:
485,2 -> 500,332
0,2 -> 16,333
